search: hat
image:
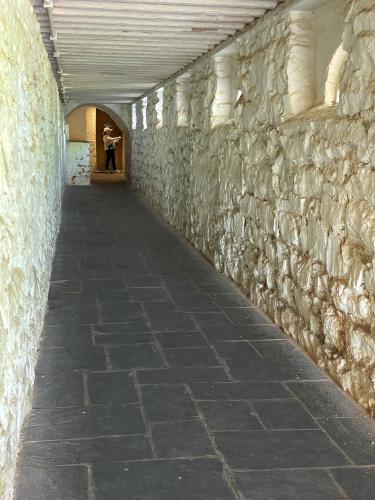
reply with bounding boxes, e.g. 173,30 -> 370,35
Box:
103,126 -> 112,133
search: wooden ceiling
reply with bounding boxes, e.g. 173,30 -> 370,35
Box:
31,0 -> 284,103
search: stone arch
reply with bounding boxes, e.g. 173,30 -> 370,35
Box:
324,44 -> 349,106
65,103 -> 131,178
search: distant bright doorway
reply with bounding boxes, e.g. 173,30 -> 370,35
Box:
66,106 -> 128,182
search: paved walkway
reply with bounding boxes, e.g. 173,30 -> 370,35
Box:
16,185 -> 375,499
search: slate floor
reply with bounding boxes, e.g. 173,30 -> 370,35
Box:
15,185 -> 375,500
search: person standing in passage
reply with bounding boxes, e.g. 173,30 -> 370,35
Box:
103,126 -> 121,173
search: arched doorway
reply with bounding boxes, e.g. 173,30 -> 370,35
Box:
96,109 -> 123,174
65,104 -> 130,182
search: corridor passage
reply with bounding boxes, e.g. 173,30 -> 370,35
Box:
16,185 -> 375,500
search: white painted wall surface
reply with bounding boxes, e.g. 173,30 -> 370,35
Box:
66,142 -> 90,185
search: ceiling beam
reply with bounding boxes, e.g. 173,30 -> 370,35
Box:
52,10 -> 260,22
54,3 -> 267,16
53,0 -> 277,6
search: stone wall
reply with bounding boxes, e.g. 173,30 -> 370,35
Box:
132,0 -> 375,415
0,0 -> 65,497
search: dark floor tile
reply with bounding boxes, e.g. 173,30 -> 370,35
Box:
144,257 -> 180,268
52,255 -> 81,271
82,279 -> 125,292
81,259 -> 113,271
48,292 -> 97,308
151,420 -> 214,458
210,292 -> 251,308
89,268 -> 123,279
165,283 -> 199,293
318,416 -> 375,464
223,307 -> 272,325
199,401 -> 262,431
94,332 -> 153,345
156,331 -> 208,348
192,312 -> 232,328
252,400 -> 318,429
51,269 -> 85,281
227,357 -> 322,382
171,292 -> 219,312
189,381 -> 292,400
16,465 -> 88,500
32,373 -> 84,408
287,381 -> 364,418
143,300 -> 178,316
35,346 -> 106,374
55,243 -> 85,256
196,283 -> 233,294
250,339 -> 297,360
214,341 -> 262,362
108,344 -> 164,370
124,274 -> 163,287
234,469 -> 343,500
92,458 -> 236,500
25,404 -> 145,440
23,435 -> 152,466
41,325 -> 93,348
148,312 -> 198,332
137,367 -> 230,384
332,467 -> 375,500
100,301 -> 144,322
190,272 -> 228,285
147,264 -> 181,274
214,430 -> 349,469
49,280 -> 81,295
87,372 -> 138,404
92,321 -> 150,334
45,305 -> 99,326
164,347 -> 220,367
201,324 -> 284,341
112,259 -> 146,271
129,287 -> 169,301
97,290 -> 130,302
141,384 -> 197,421
160,274 -> 195,287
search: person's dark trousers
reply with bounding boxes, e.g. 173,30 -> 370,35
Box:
105,149 -> 117,170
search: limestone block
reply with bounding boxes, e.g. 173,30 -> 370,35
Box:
314,274 -> 331,301
294,166 -> 324,198
323,307 -> 346,353
348,326 -> 375,366
333,281 -> 372,322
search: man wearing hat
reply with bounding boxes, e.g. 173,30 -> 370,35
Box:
103,126 -> 121,173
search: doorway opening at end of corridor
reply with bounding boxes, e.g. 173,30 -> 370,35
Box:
66,105 -> 130,184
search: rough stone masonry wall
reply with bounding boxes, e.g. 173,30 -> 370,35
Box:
132,0 -> 375,416
0,0 -> 65,497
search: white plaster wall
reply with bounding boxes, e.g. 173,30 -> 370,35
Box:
66,142 -> 90,185
132,0 -> 375,416
313,0 -> 347,104
0,0 -> 65,497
